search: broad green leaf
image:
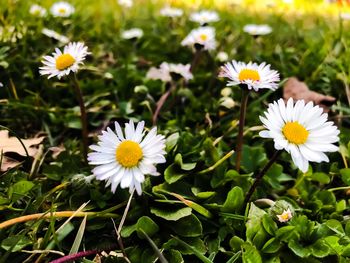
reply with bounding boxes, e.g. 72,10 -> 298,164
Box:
174,153 -> 196,171
262,238 -> 281,253
241,145 -> 267,173
288,239 -> 311,258
1,236 -> 31,252
139,229 -> 168,263
221,186 -> 244,212
246,203 -> 268,248
163,237 -> 206,255
150,207 -> 192,221
166,132 -> 179,152
262,215 -> 278,236
8,180 -> 34,202
324,236 -> 343,254
340,168 -> 350,185
242,243 -> 262,263
170,214 -> 202,237
164,249 -> 184,263
164,164 -> 187,184
229,236 -> 244,252
136,216 -> 159,238
121,224 -> 137,238
311,172 -> 330,184
325,219 -> 345,236
310,239 -> 330,258
191,187 -> 216,199
170,236 -> 211,263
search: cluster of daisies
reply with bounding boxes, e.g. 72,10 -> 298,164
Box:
30,2 -> 75,18
37,3 -> 340,224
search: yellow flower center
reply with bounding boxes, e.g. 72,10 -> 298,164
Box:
280,213 -> 290,220
55,54 -> 75,70
238,69 -> 260,82
199,34 -> 208,41
115,140 -> 143,168
59,8 -> 66,14
282,122 -> 309,145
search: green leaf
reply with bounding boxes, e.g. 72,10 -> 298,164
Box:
310,239 -> 331,258
325,219 -> 345,236
121,224 -> 137,238
262,238 -> 281,253
276,226 -> 296,241
221,186 -> 244,212
170,236 -> 211,263
246,203 -> 268,248
288,239 -> 311,258
166,132 -> 179,152
229,236 -> 244,252
164,164 -> 187,184
163,249 -> 184,263
136,216 -> 159,238
139,229 -> 168,263
242,243 -> 262,263
46,222 -> 75,250
340,168 -> 350,185
241,145 -> 267,173
69,215 -> 87,254
170,214 -> 202,237
1,236 -> 31,252
163,237 -> 206,255
324,236 -> 343,254
262,214 -> 278,236
311,172 -> 330,184
174,153 -> 196,171
8,180 -> 35,202
150,207 -> 192,221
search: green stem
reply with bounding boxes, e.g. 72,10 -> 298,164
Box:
243,150 -> 281,207
235,88 -> 249,171
198,150 -> 235,175
71,74 -> 88,163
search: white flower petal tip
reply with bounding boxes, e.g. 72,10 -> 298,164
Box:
190,10 -> 219,25
121,28 -> 143,39
118,0 -> 133,8
160,6 -> 183,17
259,98 -> 340,172
29,4 -> 47,17
243,24 -> 272,36
50,2 -> 75,17
181,26 -> 216,51
219,60 -> 280,91
146,62 -> 193,82
88,120 -> 166,195
277,208 -> 292,223
39,42 -> 90,79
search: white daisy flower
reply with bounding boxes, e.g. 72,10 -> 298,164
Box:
216,51 -> 229,62
118,0 -> 133,8
50,1 -> 75,17
277,208 -> 292,223
259,98 -> 340,173
88,120 -> 166,195
160,6 -> 183,17
190,10 -> 219,25
121,28 -> 143,39
181,26 -> 216,51
146,62 -> 193,82
39,42 -> 89,79
243,24 -> 272,36
42,28 -> 69,44
29,4 -> 47,17
219,60 -> 280,91
168,63 -> 193,81
220,97 -> 235,109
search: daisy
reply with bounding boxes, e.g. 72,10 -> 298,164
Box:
39,42 -> 89,79
88,120 -> 166,195
181,26 -> 216,51
190,10 -> 219,25
29,4 -> 47,17
160,6 -> 183,17
168,63 -> 193,81
146,62 -> 193,82
42,28 -> 69,44
277,208 -> 292,223
121,28 -> 143,39
50,1 -> 75,17
243,24 -> 272,36
216,51 -> 229,62
118,0 -> 133,8
259,98 -> 340,173
219,60 -> 280,91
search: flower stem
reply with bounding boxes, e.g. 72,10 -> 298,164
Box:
190,48 -> 202,72
153,82 -> 176,125
71,74 -> 88,163
243,150 -> 281,207
198,150 -> 235,175
235,88 -> 250,171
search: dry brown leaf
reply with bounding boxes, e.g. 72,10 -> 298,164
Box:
0,130 -> 45,157
0,155 -> 22,171
49,144 -> 66,159
283,77 -> 336,112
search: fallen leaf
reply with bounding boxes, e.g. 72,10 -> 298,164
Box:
283,77 -> 336,112
49,144 -> 66,159
0,155 -> 22,171
0,130 -> 45,157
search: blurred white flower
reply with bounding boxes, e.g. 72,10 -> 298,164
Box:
220,87 -> 232,97
181,26 -> 216,51
29,4 -> 47,17
118,0 -> 133,8
277,208 -> 292,223
243,24 -> 272,36
88,120 -> 166,195
340,13 -> 350,20
42,28 -> 69,44
39,42 -> 89,79
219,60 -> 280,91
121,28 -> 143,39
50,1 -> 75,17
190,10 -> 219,25
160,6 -> 183,17
216,51 -> 229,62
259,98 -> 340,172
146,62 -> 193,82
220,97 -> 235,109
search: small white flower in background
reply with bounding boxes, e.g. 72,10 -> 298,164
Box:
50,1 -> 75,17
42,28 -> 69,44
181,26 -> 216,51
190,10 -> 219,25
216,51 -> 229,62
121,28 -> 143,39
220,97 -> 235,109
72,174 -> 95,184
88,120 -> 166,195
277,208 -> 292,223
118,0 -> 133,8
146,62 -> 193,82
220,87 -> 232,97
0,82 -> 3,87
39,42 -> 89,79
29,4 -> 47,17
243,24 -> 272,36
259,98 -> 340,173
219,60 -> 280,91
340,13 -> 350,20
160,6 -> 183,17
